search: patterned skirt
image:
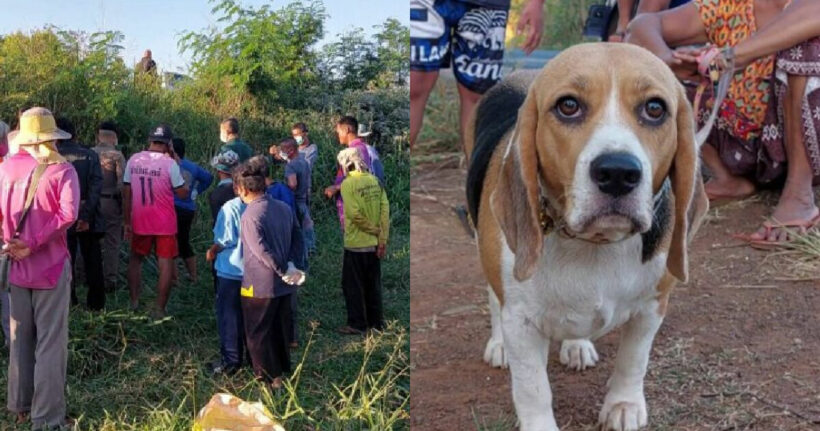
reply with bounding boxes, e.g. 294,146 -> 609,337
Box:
694,37 -> 820,185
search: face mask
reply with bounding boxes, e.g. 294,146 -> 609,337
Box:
279,151 -> 289,160
219,131 -> 228,144
294,136 -> 304,145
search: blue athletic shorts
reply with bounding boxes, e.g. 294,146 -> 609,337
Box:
410,0 -> 509,94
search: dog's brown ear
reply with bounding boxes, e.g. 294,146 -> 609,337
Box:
490,93 -> 545,281
667,84 -> 698,283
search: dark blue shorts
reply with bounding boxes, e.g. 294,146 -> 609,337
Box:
410,0 -> 509,94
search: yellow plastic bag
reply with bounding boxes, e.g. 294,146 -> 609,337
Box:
192,393 -> 285,431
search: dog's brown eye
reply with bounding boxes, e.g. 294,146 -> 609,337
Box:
642,98 -> 666,121
556,97 -> 582,119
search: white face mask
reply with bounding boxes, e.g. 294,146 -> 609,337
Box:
279,151 -> 289,161
219,130 -> 228,144
294,135 -> 304,145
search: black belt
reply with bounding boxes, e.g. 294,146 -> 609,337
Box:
101,193 -> 121,199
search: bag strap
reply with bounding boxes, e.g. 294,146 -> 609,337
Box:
13,163 -> 47,239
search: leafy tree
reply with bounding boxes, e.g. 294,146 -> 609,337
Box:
319,18 -> 410,91
319,30 -> 381,92
179,0 -> 327,110
373,18 -> 409,87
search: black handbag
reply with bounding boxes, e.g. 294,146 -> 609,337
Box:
0,163 -> 47,290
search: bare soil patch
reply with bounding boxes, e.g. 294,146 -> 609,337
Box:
410,161 -> 820,431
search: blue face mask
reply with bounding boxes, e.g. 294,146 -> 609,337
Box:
294,135 -> 304,145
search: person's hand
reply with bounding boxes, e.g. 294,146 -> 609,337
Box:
662,50 -> 699,81
282,262 -> 306,286
377,243 -> 386,259
269,145 -> 280,159
206,247 -> 217,262
517,0 -> 545,55
324,186 -> 337,199
672,46 -> 709,65
6,239 -> 31,261
75,220 -> 90,232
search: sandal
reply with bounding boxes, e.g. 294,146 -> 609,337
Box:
733,212 -> 820,250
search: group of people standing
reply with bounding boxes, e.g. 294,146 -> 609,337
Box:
0,107 -> 391,429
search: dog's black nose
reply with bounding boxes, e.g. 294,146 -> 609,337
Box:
590,153 -> 642,197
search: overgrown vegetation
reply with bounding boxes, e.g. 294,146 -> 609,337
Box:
0,0 -> 409,429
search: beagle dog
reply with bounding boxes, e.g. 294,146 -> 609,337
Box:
464,43 -> 708,431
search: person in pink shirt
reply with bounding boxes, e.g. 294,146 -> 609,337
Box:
324,116 -> 373,228
123,124 -> 189,318
0,120 -> 10,351
0,107 -> 79,429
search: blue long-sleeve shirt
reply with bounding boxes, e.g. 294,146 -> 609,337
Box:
265,182 -> 296,214
213,197 -> 246,281
175,158 -> 214,211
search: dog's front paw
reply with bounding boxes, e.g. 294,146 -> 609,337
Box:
598,392 -> 647,431
559,339 -> 598,371
483,336 -> 507,368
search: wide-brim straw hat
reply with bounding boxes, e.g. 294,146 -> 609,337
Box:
8,107 -> 71,146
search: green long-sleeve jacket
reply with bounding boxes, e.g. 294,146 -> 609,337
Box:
340,171 -> 389,249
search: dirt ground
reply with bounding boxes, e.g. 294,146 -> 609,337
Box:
410,158 -> 820,431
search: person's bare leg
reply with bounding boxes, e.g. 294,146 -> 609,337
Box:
128,253 -> 143,310
410,70 -> 440,148
701,143 -> 756,199
611,0 -> 635,42
155,257 -> 175,315
184,256 -> 197,283
635,0 -> 673,14
456,82 -> 482,152
753,75 -> 819,242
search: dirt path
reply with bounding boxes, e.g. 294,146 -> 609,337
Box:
410,161 -> 820,431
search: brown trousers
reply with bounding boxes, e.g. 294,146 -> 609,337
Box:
7,260 -> 70,428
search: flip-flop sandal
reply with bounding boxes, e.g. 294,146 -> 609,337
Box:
733,213 -> 820,250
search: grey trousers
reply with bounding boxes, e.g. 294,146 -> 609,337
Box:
101,197 -> 122,289
7,260 -> 70,428
1,290 -> 9,347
